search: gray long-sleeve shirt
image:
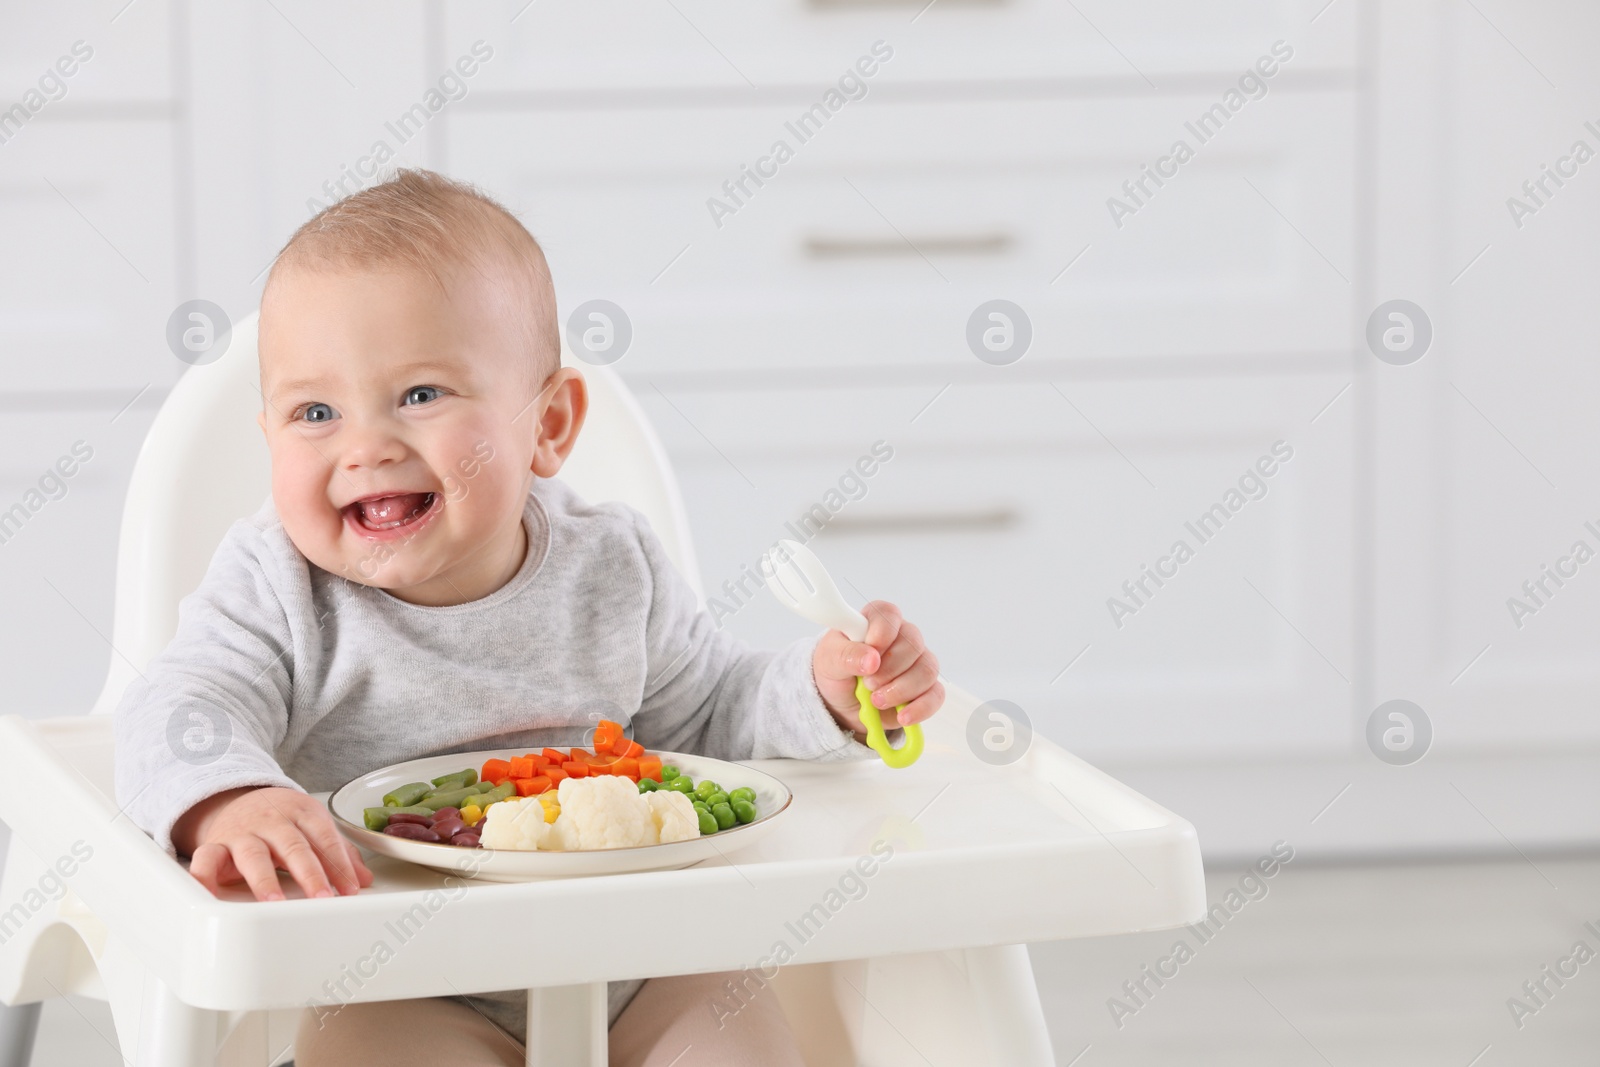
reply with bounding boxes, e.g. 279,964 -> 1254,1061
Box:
112,474 -> 876,1036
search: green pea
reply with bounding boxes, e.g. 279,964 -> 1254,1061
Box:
705,791 -> 728,808
660,765 -> 681,781
692,800 -> 708,813
711,803 -> 736,830
731,799 -> 757,824
638,778 -> 659,792
694,780 -> 720,800
729,787 -> 756,805
697,809 -> 719,836
666,776 -> 695,794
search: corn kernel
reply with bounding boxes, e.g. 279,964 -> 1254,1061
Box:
461,804 -> 483,827
544,804 -> 560,824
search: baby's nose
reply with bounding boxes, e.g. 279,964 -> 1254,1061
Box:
339,423 -> 408,469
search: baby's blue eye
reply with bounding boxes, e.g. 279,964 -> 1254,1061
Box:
301,402 -> 337,424
404,385 -> 443,406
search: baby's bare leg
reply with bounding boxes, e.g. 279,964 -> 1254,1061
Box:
295,997 -> 523,1067
608,970 -> 806,1067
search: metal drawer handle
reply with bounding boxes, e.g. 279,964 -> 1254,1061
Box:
808,0 -> 1005,8
803,232 -> 1012,259
815,507 -> 1020,535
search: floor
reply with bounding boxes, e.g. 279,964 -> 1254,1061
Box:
24,856 -> 1600,1065
1028,855 -> 1600,1066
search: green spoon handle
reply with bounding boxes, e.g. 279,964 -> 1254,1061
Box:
853,677 -> 924,768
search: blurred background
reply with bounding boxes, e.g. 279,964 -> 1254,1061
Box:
4,0 -> 1600,1062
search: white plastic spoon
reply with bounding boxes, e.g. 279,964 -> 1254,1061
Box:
764,538 -> 924,768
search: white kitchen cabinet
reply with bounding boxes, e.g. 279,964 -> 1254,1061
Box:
11,0 -> 1599,860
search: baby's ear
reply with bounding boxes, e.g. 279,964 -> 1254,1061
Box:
531,369 -> 588,477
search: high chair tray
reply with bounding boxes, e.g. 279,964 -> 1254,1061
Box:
0,682 -> 1204,1013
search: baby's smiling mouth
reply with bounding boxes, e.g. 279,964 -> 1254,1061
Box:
345,491 -> 437,532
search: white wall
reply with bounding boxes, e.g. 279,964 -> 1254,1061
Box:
2,0 -> 1596,861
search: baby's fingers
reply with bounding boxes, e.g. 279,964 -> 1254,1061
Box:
262,825 -> 336,900
188,842 -> 234,897
295,809 -> 368,896
346,842 -> 375,888
882,679 -> 945,728
228,837 -> 289,901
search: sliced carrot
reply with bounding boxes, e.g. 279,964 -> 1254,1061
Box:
545,767 -> 568,785
508,755 -> 536,780
541,747 -> 567,765
481,758 -> 512,785
592,719 -> 623,752
582,751 -> 617,771
562,760 -> 590,779
611,738 -> 644,759
514,776 -> 552,797
614,757 -> 640,780
569,747 -> 591,763
638,756 -> 662,782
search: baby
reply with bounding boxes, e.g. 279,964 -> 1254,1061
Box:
112,168 -> 945,1067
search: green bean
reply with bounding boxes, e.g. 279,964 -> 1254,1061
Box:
731,799 -> 757,824
363,807 -> 392,831
386,804 -> 436,818
431,768 -> 478,791
382,782 -> 431,808
473,782 -> 515,807
417,785 -> 482,812
711,803 -> 736,830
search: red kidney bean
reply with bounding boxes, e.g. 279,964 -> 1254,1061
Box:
449,833 -> 481,848
384,822 -> 442,842
386,812 -> 432,826
430,807 -> 460,823
432,817 -> 466,840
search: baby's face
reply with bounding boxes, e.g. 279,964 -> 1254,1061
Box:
258,265 -> 554,606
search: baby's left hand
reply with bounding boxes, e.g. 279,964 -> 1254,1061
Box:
813,600 -> 944,736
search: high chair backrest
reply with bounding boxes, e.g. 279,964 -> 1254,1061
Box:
89,311 -> 703,716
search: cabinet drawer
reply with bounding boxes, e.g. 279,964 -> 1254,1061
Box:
454,91 -> 1355,373
4,0 -> 173,104
0,121 -> 182,392
652,371 -> 1354,761
445,0 -> 1355,92
0,408 -> 159,715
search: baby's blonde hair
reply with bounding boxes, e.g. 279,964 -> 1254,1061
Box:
265,168 -> 559,391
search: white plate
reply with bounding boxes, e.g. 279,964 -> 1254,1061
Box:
329,750 -> 792,882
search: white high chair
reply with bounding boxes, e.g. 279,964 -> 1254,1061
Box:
0,313 -> 1205,1066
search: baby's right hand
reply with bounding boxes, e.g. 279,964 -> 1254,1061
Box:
174,786 -> 373,901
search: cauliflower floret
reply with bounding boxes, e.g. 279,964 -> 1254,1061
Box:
644,790 -> 701,843
547,776 -> 658,850
478,796 -> 551,851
